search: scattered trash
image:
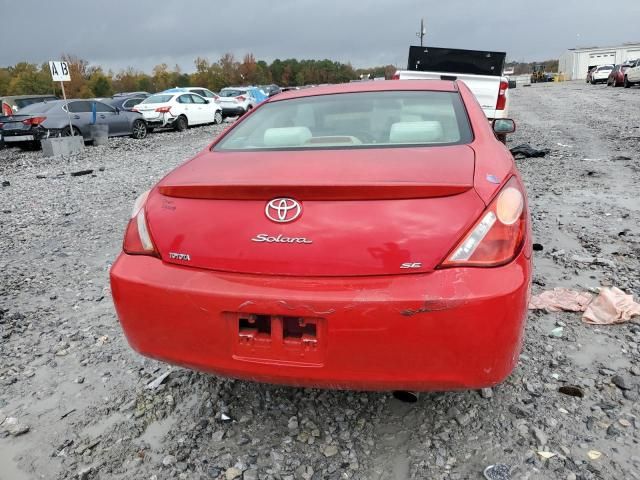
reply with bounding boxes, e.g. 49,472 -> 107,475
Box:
558,385 -> 584,398
146,370 -> 171,390
220,413 -> 232,422
483,464 -> 511,480
60,408 -> 76,419
532,243 -> 544,251
587,450 -> 602,460
1,180 -> 9,187
582,287 -> 640,325
1,417 -> 30,436
537,451 -> 556,460
70,169 -> 94,177
549,326 -> 564,338
529,288 -> 593,312
510,144 -> 550,158
557,143 -> 573,148
619,419 -> 631,427
612,155 -> 631,161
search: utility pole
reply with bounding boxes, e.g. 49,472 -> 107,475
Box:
416,18 -> 426,47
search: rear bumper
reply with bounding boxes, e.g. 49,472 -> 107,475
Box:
0,127 -> 59,143
110,251 -> 531,391
221,106 -> 246,117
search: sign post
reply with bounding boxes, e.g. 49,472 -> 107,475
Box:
48,61 -> 73,136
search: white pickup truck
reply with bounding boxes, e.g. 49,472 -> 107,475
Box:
393,46 -> 511,121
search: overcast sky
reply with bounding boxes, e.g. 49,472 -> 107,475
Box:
2,0 -> 639,72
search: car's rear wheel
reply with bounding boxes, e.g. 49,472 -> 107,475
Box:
624,76 -> 631,88
131,119 -> 148,139
214,111 -> 223,124
174,115 -> 188,131
61,126 -> 82,137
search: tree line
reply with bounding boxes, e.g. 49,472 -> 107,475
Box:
0,53 -> 397,98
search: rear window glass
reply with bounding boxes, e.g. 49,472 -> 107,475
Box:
214,91 -> 472,151
142,94 -> 173,104
219,89 -> 246,97
15,97 -> 57,109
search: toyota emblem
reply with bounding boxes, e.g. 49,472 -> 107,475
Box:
265,198 -> 302,223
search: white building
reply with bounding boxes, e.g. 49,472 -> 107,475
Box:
559,43 -> 640,80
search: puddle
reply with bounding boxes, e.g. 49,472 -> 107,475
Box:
81,412 -> 125,439
139,415 -> 176,450
0,438 -> 30,480
566,333 -> 631,371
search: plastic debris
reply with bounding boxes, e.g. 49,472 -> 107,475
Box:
220,413 -> 232,422
510,144 -> 550,158
483,464 -> 511,480
582,287 -> 640,325
146,370 -> 171,390
537,451 -> 556,459
587,450 -> 602,460
529,288 -> 593,312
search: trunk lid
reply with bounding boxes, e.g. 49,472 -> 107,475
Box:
148,146 -> 485,276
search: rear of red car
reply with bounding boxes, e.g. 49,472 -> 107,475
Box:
110,81 -> 531,391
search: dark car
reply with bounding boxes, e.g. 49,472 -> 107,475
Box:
607,64 -> 632,87
0,99 -> 148,149
106,93 -> 149,112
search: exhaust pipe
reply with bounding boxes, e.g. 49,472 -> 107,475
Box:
392,391 -> 418,403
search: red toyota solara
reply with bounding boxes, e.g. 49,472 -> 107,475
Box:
110,80 -> 532,392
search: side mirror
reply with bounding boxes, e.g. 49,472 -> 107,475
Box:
493,119 -> 516,135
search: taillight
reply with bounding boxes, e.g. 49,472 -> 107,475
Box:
155,106 -> 171,113
440,176 -> 526,268
391,72 -> 400,80
236,96 -> 246,102
496,80 -> 508,111
22,116 -> 47,126
122,190 -> 159,257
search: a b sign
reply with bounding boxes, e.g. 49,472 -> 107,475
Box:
49,61 -> 71,82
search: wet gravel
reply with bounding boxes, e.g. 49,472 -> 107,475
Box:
1,83 -> 640,480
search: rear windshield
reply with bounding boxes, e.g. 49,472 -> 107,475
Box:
142,94 -> 173,104
219,89 -> 246,97
214,91 -> 473,151
15,97 -> 57,109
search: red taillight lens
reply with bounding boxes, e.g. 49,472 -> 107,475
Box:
22,116 -> 47,126
391,72 -> 400,80
155,106 -> 171,113
440,177 -> 526,268
122,190 -> 159,257
496,80 -> 509,111
236,96 -> 246,102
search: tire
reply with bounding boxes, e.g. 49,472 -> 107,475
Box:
174,115 -> 188,132
214,111 -> 223,125
131,119 -> 147,139
624,76 -> 630,88
147,127 -> 154,133
61,126 -> 81,137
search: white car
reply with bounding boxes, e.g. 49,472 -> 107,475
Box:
217,87 -> 258,117
590,65 -> 614,84
624,59 -> 640,88
164,87 -> 219,102
133,92 -> 223,131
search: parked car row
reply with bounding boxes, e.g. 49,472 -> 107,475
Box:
0,84 -> 282,150
587,60 -> 640,88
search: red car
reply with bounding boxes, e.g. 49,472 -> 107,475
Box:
607,64 -> 631,87
110,81 -> 532,392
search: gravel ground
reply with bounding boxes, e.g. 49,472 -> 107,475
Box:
1,83 -> 640,480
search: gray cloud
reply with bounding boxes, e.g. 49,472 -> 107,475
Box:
1,0 -> 639,72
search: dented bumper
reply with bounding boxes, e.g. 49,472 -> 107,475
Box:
110,251 -> 531,391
